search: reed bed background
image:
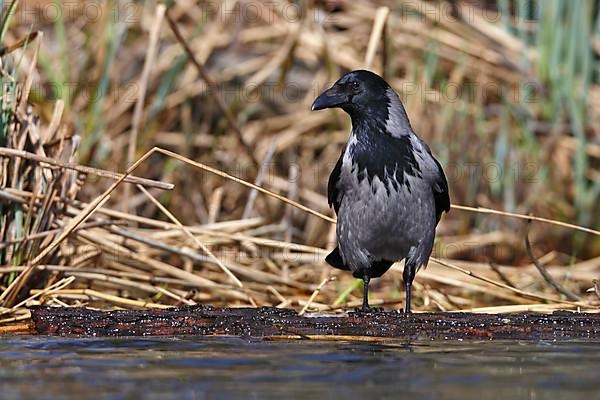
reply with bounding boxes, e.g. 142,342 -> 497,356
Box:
1,0 -> 599,327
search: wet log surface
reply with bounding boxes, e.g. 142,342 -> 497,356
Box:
29,305 -> 600,341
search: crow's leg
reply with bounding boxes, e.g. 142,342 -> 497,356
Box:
402,263 -> 416,313
362,275 -> 370,311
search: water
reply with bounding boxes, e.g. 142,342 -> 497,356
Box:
1,336 -> 599,400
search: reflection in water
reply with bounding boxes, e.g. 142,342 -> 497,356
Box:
1,336 -> 599,400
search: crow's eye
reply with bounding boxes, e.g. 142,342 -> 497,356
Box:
349,81 -> 360,92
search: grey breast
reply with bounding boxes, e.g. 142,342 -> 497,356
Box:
335,135 -> 436,272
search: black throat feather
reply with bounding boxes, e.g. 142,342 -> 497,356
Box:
347,102 -> 422,193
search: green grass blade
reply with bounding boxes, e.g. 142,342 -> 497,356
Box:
0,0 -> 19,44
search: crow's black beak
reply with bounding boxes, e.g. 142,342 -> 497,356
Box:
311,85 -> 348,111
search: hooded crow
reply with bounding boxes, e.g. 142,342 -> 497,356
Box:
312,70 -> 450,313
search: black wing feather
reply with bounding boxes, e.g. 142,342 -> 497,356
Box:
418,140 -> 450,223
327,155 -> 344,214
325,246 -> 348,270
432,157 -> 450,223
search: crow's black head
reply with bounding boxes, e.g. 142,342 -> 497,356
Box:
313,69 -> 422,195
311,70 -> 391,118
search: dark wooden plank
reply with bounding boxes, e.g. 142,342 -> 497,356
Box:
29,305 -> 600,340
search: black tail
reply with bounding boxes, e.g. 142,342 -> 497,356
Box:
370,259 -> 394,278
325,247 -> 350,270
326,247 -> 393,278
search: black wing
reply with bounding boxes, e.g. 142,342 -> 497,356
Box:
432,156 -> 450,223
327,155 -> 344,214
325,246 -> 348,270
419,139 -> 450,223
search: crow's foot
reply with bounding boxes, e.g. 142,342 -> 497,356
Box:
351,306 -> 384,315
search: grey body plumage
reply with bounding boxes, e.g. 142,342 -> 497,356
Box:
312,70 -> 450,312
